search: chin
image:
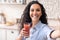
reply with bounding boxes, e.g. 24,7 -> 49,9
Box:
32,19 -> 38,22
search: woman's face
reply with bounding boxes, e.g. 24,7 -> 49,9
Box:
30,4 -> 42,22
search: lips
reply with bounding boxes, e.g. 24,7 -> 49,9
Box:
31,14 -> 39,20
32,14 -> 39,18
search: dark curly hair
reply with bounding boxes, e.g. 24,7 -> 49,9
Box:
20,1 -> 48,29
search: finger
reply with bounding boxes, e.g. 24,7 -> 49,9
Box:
23,31 -> 29,35
20,28 -> 29,37
24,33 -> 29,36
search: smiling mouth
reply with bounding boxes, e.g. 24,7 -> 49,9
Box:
32,14 -> 39,18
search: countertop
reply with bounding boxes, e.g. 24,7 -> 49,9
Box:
0,24 -> 19,30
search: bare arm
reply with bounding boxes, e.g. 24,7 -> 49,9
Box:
51,30 -> 60,39
16,34 -> 23,40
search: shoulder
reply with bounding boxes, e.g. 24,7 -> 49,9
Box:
42,24 -> 53,33
40,23 -> 53,35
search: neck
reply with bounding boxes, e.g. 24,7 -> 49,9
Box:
31,20 -> 39,28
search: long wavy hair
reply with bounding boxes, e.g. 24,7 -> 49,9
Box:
20,1 -> 48,29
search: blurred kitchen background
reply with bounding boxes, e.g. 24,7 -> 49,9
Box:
0,0 -> 60,40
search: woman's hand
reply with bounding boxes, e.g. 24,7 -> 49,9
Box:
16,28 -> 29,40
20,28 -> 29,38
51,30 -> 60,38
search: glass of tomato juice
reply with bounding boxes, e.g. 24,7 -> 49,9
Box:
24,23 -> 30,38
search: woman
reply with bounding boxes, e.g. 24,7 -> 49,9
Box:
16,1 -> 60,40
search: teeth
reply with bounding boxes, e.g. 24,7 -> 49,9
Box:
33,16 -> 37,18
34,16 -> 37,17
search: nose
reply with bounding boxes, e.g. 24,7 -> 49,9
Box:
33,10 -> 37,15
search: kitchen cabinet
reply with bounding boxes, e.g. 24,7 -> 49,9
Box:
0,29 -> 6,40
0,24 -> 19,40
0,29 -> 19,40
7,29 -> 19,40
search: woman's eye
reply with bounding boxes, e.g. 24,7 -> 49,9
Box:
36,9 -> 40,11
30,9 -> 41,12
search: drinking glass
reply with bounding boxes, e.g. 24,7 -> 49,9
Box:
24,23 -> 30,38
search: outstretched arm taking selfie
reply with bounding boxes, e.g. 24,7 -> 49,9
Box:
50,30 -> 60,39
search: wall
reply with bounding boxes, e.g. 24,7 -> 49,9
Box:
0,4 -> 26,23
0,0 -> 32,23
